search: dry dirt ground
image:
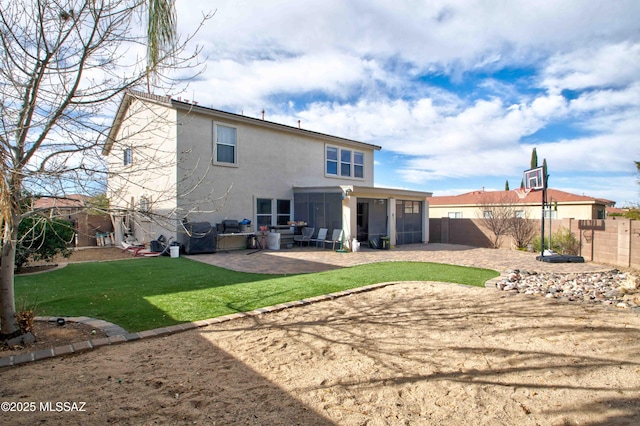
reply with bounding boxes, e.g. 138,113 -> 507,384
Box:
1,248 -> 640,425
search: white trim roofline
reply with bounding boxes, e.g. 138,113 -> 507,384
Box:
103,90 -> 381,155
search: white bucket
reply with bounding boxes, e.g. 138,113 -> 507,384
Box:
170,245 -> 180,258
267,232 -> 281,250
352,238 -> 360,252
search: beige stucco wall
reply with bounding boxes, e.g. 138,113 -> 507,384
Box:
105,98 -> 431,248
105,99 -> 178,242
175,109 -> 376,225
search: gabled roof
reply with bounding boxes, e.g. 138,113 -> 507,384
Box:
428,189 -> 614,206
103,90 -> 382,155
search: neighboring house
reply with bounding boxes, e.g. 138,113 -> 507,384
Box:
33,194 -> 88,217
429,188 -> 614,221
606,205 -> 629,217
32,195 -> 113,247
102,91 -> 431,249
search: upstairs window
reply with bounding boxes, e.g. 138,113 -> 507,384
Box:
326,147 -> 338,175
123,147 -> 132,166
215,124 -> 237,165
341,149 -> 352,176
326,145 -> 364,179
139,196 -> 151,212
354,152 -> 364,178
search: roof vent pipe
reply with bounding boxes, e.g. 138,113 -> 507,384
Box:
298,120 -> 301,128
261,109 -> 265,120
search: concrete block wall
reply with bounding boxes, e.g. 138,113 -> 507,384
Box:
431,217 -> 640,270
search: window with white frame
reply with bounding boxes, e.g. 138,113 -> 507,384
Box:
515,210 -> 525,218
354,152 -> 364,178
256,198 -> 272,228
123,147 -> 132,166
326,145 -> 364,179
257,198 -> 291,227
139,195 -> 151,212
276,199 -> 291,225
483,211 -> 493,219
448,212 -> 462,219
214,124 -> 237,165
326,147 -> 338,175
341,149 -> 351,176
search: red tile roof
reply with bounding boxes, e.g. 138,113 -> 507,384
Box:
428,189 -> 613,206
33,194 -> 88,209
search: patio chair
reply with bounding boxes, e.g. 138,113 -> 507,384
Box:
293,227 -> 314,247
325,229 -> 343,250
310,228 -> 328,247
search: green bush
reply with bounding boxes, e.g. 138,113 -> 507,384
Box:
15,217 -> 74,270
532,227 -> 580,255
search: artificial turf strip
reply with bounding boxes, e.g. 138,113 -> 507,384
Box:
15,257 -> 499,332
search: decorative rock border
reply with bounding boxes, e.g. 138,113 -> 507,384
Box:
490,269 -> 640,310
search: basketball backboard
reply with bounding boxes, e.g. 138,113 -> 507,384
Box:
523,166 -> 545,191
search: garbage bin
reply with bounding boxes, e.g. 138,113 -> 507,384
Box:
266,232 -> 281,250
380,236 -> 390,250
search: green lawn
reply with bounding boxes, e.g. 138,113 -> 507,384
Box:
15,257 -> 498,332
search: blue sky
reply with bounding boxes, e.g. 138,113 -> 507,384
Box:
174,0 -> 640,206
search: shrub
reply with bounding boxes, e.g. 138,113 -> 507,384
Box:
15,217 -> 74,270
532,227 -> 580,255
14,298 -> 38,334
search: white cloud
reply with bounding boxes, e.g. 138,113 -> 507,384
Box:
182,52 -> 382,110
569,83 -> 640,113
172,0 -> 640,205
541,42 -> 640,93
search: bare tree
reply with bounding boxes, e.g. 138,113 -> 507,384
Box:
0,0 -> 208,337
477,193 -> 516,249
509,214 -> 538,250
478,192 -> 540,249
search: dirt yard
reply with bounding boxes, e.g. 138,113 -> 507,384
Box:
2,278 -> 640,425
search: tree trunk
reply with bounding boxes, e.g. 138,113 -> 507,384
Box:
0,238 -> 18,336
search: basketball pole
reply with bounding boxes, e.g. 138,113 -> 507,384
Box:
540,182 -> 546,258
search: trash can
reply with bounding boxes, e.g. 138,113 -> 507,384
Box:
170,245 -> 180,258
266,232 -> 281,250
380,236 -> 390,250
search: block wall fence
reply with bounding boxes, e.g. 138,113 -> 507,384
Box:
430,217 -> 640,270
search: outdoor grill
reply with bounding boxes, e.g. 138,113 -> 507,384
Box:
221,219 -> 240,234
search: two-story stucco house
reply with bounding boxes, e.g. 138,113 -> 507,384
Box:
102,91 -> 431,251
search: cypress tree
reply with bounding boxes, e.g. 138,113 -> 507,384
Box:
505,180 -> 510,190
530,148 -> 538,169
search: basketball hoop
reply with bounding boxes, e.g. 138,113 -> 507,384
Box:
523,167 -> 545,191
